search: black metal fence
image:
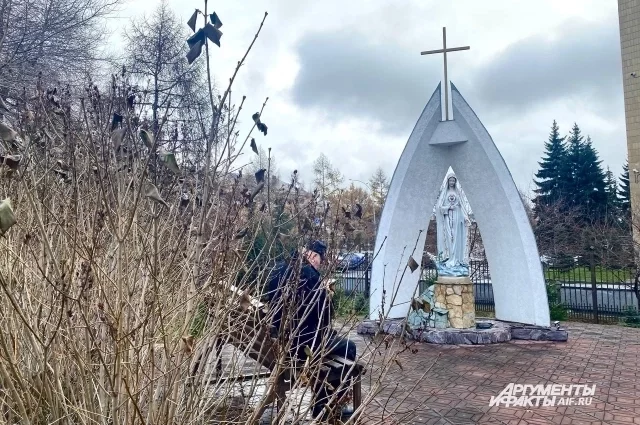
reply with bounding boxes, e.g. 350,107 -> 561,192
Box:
333,254 -> 640,323
545,266 -> 639,323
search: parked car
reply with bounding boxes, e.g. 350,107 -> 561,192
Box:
336,252 -> 367,271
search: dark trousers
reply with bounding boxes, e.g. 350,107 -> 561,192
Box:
312,331 -> 357,418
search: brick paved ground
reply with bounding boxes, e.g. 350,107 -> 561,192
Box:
210,321 -> 640,424
357,322 -> 640,425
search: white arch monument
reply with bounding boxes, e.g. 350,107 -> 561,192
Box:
368,83 -> 550,326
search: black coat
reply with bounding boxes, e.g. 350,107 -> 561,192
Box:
268,259 -> 332,358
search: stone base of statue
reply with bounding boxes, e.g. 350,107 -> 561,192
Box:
433,276 -> 475,328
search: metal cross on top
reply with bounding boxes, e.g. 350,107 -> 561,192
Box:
421,27 -> 470,121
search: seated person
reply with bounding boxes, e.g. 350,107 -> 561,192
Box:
267,240 -> 357,420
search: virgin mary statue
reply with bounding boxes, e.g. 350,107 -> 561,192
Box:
435,173 -> 469,276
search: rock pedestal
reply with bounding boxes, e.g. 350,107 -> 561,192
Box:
434,276 -> 475,328
356,318 -> 569,345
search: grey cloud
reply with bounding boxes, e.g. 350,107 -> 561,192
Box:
291,18 -> 623,132
469,19 -> 622,114
291,31 -> 440,134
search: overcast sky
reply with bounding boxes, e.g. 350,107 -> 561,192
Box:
111,0 -> 626,195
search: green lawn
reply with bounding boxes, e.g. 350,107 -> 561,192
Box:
544,267 -> 632,283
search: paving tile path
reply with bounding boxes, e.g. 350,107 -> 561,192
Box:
357,322 -> 640,425
208,322 -> 640,424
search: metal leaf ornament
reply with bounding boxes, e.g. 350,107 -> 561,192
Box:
127,93 -> 135,110
186,39 -> 204,65
145,183 -> 169,208
250,138 -> 258,154
342,206 -> 351,219
234,227 -> 248,239
111,128 -> 126,152
407,256 -> 419,273
0,97 -> 13,116
355,203 -> 363,219
53,168 -> 69,182
139,129 -> 154,150
210,12 -> 223,28
304,345 -> 313,357
180,192 -> 190,207
203,24 -> 222,47
252,113 -> 268,136
186,30 -> 206,64
159,150 -> 180,174
0,198 -> 17,235
187,29 -> 204,48
249,182 -> 265,202
0,122 -> 18,142
186,12 -> 222,64
0,154 -> 21,170
111,112 -> 123,131
53,160 -> 71,182
187,10 -> 198,32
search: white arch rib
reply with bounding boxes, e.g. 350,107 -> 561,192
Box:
369,83 -> 549,326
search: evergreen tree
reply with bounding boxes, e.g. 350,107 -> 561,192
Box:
533,121 -> 567,216
579,137 -> 607,218
619,160 -> 631,213
564,123 -> 584,208
604,166 -> 619,214
565,124 -> 607,220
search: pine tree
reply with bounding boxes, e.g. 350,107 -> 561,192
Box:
565,124 -> 607,220
580,137 -> 607,218
564,123 -> 584,209
533,121 -> 567,216
619,160 -> 631,213
604,166 -> 619,214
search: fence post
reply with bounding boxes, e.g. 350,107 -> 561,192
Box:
590,246 -> 599,324
364,252 -> 370,298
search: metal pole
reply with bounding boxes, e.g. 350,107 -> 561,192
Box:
365,252 -> 371,298
590,245 -> 599,324
443,27 -> 449,121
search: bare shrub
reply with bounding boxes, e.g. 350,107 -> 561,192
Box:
0,4 -> 411,424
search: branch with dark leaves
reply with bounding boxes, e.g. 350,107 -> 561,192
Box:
251,112 -> 268,136
185,9 -> 223,64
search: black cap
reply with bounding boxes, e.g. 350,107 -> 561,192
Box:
307,240 -> 327,261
